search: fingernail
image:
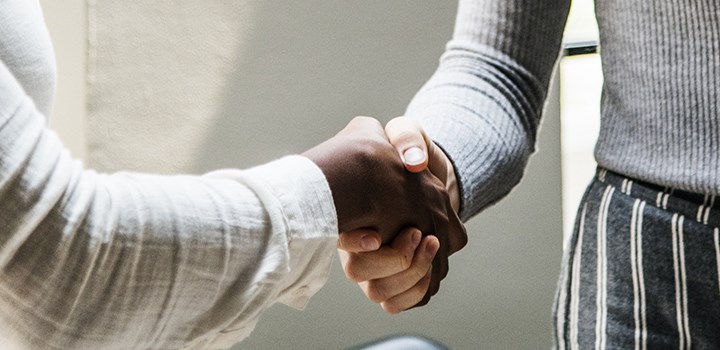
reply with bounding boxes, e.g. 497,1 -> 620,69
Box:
402,147 -> 426,166
412,229 -> 422,247
361,234 -> 379,251
426,240 -> 439,256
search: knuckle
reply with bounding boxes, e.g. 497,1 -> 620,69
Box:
352,116 -> 382,128
345,269 -> 364,283
449,220 -> 468,253
381,302 -> 403,315
456,230 -> 468,249
412,264 -> 429,282
385,116 -> 413,130
336,236 -> 352,251
351,115 -> 370,123
343,257 -> 366,282
394,130 -> 423,146
366,281 -> 389,303
396,251 -> 413,271
356,137 -> 391,163
384,117 -> 404,131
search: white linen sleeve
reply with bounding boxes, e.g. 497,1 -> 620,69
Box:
0,60 -> 338,349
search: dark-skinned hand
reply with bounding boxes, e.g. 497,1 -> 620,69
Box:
336,117 -> 468,312
303,116 -> 466,300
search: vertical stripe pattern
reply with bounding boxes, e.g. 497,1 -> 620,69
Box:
595,186 -> 614,350
555,169 -> 720,348
569,204 -> 587,350
715,228 -> 720,297
672,214 -> 691,349
704,196 -> 715,224
556,226 -> 571,350
621,179 -> 634,195
696,195 -> 714,224
630,200 -> 647,350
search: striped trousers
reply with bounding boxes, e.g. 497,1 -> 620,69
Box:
553,169 -> 720,349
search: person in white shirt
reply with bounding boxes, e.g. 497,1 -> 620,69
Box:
0,1 -> 464,348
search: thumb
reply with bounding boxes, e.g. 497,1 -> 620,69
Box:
338,229 -> 382,253
385,117 -> 431,173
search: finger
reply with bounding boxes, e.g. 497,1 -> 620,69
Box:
426,141 -> 450,185
441,155 -> 461,213
420,197 -> 451,307
385,117 -> 431,173
427,245 -> 447,298
337,229 -> 381,253
341,227 -> 421,282
381,270 -> 432,314
447,207 -> 468,253
362,235 -> 439,303
340,116 -> 386,140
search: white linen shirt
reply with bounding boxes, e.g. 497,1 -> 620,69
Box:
0,1 -> 338,349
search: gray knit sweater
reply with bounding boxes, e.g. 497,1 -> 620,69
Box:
406,0 -> 720,220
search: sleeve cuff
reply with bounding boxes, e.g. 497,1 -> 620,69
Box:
207,155 -> 338,309
243,155 -> 339,309
242,155 -> 338,242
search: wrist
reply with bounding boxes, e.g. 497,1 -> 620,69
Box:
301,138 -> 372,233
444,154 -> 460,213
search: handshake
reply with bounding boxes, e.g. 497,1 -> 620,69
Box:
303,116 -> 467,313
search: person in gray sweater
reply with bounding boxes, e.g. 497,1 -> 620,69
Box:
340,0 -> 720,348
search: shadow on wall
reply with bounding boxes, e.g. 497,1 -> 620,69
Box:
193,1 -> 454,172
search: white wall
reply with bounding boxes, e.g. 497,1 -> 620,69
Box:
41,2 -> 563,349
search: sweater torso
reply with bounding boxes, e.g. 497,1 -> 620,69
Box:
595,0 -> 720,195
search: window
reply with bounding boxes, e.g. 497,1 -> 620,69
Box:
560,0 -> 601,240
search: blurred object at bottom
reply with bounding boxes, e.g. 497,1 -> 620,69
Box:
348,334 -> 448,350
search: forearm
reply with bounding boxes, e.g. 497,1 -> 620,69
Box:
406,0 -> 570,220
0,62 -> 337,348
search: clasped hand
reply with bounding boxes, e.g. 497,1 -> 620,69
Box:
303,116 -> 466,313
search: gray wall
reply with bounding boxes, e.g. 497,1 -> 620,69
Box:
41,0 -> 86,160
45,1 -> 563,349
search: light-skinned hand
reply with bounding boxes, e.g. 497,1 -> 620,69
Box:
339,228 -> 439,313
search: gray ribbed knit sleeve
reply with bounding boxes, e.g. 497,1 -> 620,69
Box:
405,0 -> 570,220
